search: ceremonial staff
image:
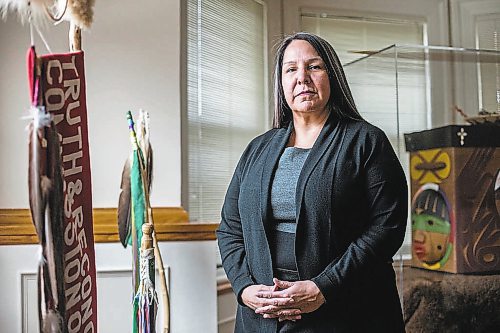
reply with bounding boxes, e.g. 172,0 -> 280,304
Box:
119,111 -> 170,333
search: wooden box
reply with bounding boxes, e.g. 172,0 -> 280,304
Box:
404,125 -> 500,273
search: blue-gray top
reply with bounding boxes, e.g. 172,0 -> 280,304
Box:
270,147 -> 310,233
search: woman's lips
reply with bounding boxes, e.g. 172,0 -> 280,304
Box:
295,91 -> 316,98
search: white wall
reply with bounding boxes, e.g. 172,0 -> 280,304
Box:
217,291 -> 237,333
0,241 -> 217,333
0,0 -> 181,209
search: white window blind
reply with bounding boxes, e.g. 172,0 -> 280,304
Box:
302,13 -> 426,257
302,14 -> 424,65
476,15 -> 500,112
187,0 -> 268,222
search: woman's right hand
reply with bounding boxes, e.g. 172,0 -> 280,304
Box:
241,284 -> 301,321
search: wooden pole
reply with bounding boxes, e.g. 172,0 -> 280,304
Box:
136,143 -> 170,333
148,209 -> 170,333
69,22 -> 81,52
141,223 -> 154,253
141,174 -> 170,333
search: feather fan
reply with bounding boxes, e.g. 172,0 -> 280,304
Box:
0,0 -> 95,28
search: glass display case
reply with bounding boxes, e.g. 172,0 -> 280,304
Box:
344,44 -> 500,253
343,45 -> 500,332
344,44 -> 499,150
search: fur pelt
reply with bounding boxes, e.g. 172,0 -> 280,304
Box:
403,267 -> 500,333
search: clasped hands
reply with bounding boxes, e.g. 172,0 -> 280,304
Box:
241,278 -> 325,322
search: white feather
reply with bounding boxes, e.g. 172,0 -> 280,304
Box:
0,0 -> 94,29
43,309 -> 63,333
0,0 -> 54,24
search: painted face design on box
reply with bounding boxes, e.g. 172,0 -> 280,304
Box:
412,185 -> 453,269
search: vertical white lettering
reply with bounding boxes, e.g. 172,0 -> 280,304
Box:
81,253 -> 90,276
65,282 -> 81,310
63,151 -> 83,176
65,257 -> 81,284
81,274 -> 92,299
62,56 -> 78,76
64,79 -> 81,101
68,311 -> 82,333
65,238 -> 82,261
46,60 -> 62,85
45,88 -> 65,112
73,206 -> 84,228
77,228 -> 88,250
62,126 -> 82,149
81,296 -> 93,324
64,221 -> 77,246
65,102 -> 82,126
84,322 -> 95,333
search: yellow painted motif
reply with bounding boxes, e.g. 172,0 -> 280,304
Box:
410,149 -> 451,184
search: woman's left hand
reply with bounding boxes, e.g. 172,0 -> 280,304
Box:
254,278 -> 325,319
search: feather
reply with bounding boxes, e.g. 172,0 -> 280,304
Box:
66,0 -> 94,29
28,106 -> 66,332
28,107 -> 46,240
137,110 -> 153,194
0,0 -> 94,28
43,309 -> 63,333
44,114 -> 66,326
1,0 -> 56,24
118,159 -> 132,247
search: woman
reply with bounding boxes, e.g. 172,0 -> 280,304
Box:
217,32 -> 408,332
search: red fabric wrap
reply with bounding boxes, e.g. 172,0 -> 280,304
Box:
30,49 -> 98,333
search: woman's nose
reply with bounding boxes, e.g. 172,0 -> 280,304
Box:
297,67 -> 310,84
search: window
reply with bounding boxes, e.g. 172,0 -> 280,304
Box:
476,15 -> 500,112
302,13 -> 425,65
186,0 -> 268,222
302,12 -> 426,257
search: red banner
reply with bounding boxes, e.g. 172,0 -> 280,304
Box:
35,50 -> 98,333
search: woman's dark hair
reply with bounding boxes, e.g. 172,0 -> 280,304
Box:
273,32 -> 363,128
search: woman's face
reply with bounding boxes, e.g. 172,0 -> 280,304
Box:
281,40 -> 331,114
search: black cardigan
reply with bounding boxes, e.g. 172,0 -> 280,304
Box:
217,116 -> 408,333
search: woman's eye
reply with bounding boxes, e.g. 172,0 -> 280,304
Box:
285,67 -> 296,73
308,65 -> 321,70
